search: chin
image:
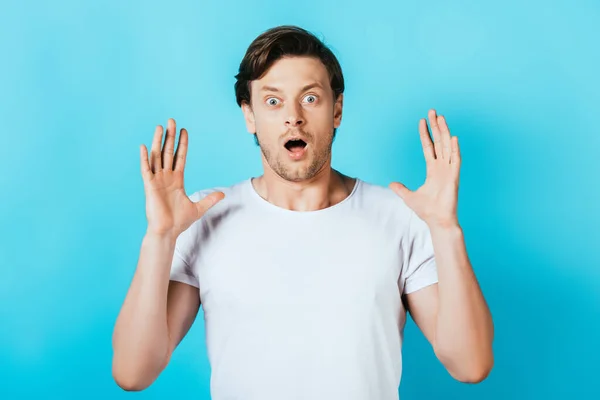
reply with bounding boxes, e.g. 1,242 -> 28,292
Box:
262,144 -> 329,182
279,169 -> 312,182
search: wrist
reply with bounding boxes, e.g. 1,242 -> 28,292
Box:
144,229 -> 179,244
428,220 -> 462,235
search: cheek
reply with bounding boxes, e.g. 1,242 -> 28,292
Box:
313,115 -> 335,135
311,104 -> 334,122
254,110 -> 281,130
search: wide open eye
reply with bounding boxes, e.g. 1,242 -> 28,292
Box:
266,97 -> 280,106
303,95 -> 317,103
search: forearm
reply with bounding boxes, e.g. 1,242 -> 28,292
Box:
112,232 -> 177,390
430,224 -> 494,382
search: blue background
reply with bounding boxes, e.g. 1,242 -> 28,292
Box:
1,0 -> 598,399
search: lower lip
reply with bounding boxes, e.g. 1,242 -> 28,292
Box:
287,145 -> 308,160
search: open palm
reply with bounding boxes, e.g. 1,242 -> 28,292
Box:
140,118 -> 224,238
390,109 -> 461,228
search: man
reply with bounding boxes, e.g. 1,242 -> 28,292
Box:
112,25 -> 494,399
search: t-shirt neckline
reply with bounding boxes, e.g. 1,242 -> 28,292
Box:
245,176 -> 362,216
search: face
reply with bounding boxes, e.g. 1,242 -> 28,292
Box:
241,56 -> 343,182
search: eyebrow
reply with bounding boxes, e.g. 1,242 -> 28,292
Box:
259,82 -> 324,93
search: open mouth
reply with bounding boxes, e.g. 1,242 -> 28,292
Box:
284,138 -> 308,160
284,139 -> 307,152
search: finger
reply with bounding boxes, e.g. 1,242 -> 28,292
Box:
438,115 -> 452,162
173,128 -> 189,172
162,118 -> 177,171
451,136 -> 461,170
418,118 -> 435,163
150,125 -> 164,173
194,191 -> 226,219
428,109 -> 442,159
389,182 -> 411,201
140,144 -> 152,182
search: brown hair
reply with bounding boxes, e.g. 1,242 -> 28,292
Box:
234,26 -> 345,144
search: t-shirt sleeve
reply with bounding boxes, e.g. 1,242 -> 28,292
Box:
169,226 -> 200,288
168,191 -> 209,289
402,210 -> 438,294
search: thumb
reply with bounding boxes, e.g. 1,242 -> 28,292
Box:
194,191 -> 225,219
389,182 -> 411,200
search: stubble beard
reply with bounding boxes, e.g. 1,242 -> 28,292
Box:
258,131 -> 334,182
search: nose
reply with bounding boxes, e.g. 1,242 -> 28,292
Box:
285,103 -> 304,128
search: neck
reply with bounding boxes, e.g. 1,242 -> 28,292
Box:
251,164 -> 355,212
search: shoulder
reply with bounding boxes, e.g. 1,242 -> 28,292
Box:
346,178 -> 416,235
359,179 -> 432,241
186,178 -> 252,219
185,178 -> 253,232
355,178 -> 411,213
188,178 -> 249,203
355,178 -> 432,253
356,179 -> 398,199
175,179 -> 250,247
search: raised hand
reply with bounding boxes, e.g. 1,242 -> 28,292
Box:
140,118 -> 225,238
389,109 -> 461,228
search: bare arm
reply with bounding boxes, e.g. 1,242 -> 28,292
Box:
390,109 -> 493,383
111,232 -> 200,391
111,118 -> 224,391
405,224 -> 494,383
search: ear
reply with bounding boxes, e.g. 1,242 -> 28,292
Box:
333,93 -> 343,129
241,101 -> 256,134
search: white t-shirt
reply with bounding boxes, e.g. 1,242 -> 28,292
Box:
169,177 -> 438,400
